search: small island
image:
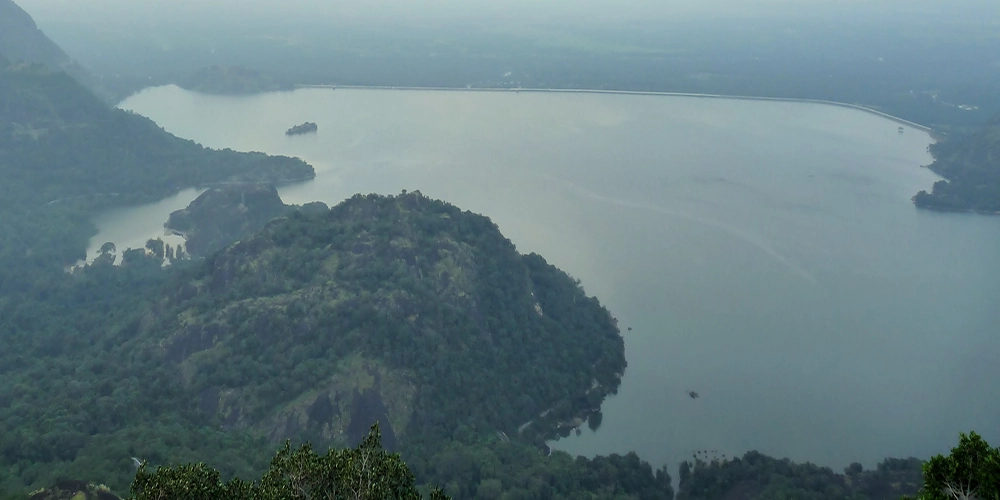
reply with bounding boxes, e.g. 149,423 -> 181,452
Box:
286,122 -> 318,136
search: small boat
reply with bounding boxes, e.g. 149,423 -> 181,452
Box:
687,391 -> 700,399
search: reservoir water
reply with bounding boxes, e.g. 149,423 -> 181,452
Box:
106,86 -> 1000,473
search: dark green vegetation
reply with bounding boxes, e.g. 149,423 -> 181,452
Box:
130,424 -> 679,500
180,66 -> 294,96
27,480 -> 120,500
162,191 -> 626,448
671,433 -> 1000,500
676,452 -> 922,500
907,432 -> 1000,500
913,113 -> 1000,213
286,122 -> 318,136
165,184 -> 303,257
131,425 -> 448,500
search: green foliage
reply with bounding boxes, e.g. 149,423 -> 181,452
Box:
675,451 -> 922,500
130,424 -> 444,500
908,432 -> 1000,500
26,480 -> 121,500
405,434 -> 672,500
913,113 -> 1000,213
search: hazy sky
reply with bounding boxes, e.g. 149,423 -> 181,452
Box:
17,0 -> 1000,28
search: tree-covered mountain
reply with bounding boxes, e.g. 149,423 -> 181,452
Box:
161,191 -> 626,447
913,113 -> 1000,213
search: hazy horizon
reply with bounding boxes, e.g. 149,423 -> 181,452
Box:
17,0 -> 1000,29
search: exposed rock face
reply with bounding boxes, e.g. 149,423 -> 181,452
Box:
186,355 -> 413,450
165,184 -> 291,257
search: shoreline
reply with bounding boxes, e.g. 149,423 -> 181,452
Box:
294,84 -> 934,133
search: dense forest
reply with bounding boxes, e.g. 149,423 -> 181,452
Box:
676,452 -> 922,500
913,112 -> 1000,213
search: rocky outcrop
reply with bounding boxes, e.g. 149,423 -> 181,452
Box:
165,184 -> 291,257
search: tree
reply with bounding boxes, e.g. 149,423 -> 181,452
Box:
845,462 -> 864,476
98,242 -> 117,256
129,424 -> 449,500
144,239 -> 165,259
910,432 -> 1000,500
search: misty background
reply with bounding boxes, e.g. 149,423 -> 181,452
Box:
14,0 -> 1000,130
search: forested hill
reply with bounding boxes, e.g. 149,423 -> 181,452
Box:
163,191 -> 626,446
913,113 -> 1000,213
0,0 -> 111,101
0,191 -> 649,498
0,57 -> 314,273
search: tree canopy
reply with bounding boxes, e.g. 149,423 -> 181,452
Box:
908,432 -> 1000,500
130,425 -> 448,500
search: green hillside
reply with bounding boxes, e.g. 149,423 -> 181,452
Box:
163,191 -> 625,446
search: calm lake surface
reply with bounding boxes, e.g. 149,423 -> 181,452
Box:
110,86 -> 1000,472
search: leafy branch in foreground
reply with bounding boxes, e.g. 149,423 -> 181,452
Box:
908,432 -> 1000,500
129,424 -> 448,500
